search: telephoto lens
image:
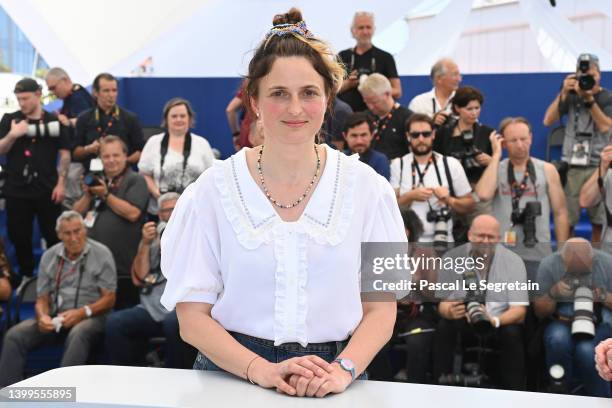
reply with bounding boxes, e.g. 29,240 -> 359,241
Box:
465,301 -> 491,334
571,286 -> 595,340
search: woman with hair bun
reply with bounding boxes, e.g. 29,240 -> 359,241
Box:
160,8 -> 405,397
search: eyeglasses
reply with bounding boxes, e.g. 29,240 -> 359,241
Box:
408,131 -> 433,139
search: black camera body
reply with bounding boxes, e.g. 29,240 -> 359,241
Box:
576,55 -> 595,91
452,130 -> 482,170
462,268 -> 490,334
427,206 -> 452,251
356,67 -> 372,78
511,201 -> 542,248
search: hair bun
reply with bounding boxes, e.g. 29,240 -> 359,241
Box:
272,7 -> 303,25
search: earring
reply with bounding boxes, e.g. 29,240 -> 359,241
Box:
256,112 -> 260,118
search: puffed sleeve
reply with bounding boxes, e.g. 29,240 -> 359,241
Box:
160,177 -> 223,310
389,157 -> 401,190
363,175 -> 407,243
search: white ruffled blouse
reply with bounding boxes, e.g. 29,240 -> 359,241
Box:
160,145 -> 406,346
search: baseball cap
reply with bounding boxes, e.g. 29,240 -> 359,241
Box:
14,77 -> 42,93
577,53 -> 599,69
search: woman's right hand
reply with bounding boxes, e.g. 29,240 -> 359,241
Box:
251,355 -> 333,396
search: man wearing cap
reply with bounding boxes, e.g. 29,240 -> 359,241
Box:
46,67 -> 95,209
0,78 -> 71,277
544,53 -> 612,241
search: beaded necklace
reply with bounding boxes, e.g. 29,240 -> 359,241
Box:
257,145 -> 321,209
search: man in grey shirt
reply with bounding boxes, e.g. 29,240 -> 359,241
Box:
73,135 -> 149,309
433,214 -> 529,390
105,192 -> 192,368
534,238 -> 612,397
580,143 -> 612,244
0,211 -> 116,387
544,53 -> 612,241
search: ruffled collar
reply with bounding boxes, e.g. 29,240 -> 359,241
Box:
213,145 -> 358,249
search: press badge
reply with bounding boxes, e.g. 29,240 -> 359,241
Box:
504,230 -> 517,247
84,210 -> 97,228
569,134 -> 592,167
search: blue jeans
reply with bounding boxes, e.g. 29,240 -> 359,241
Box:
105,306 -> 184,368
543,319 -> 612,397
193,332 -> 367,380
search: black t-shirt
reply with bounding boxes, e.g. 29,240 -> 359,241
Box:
369,104 -> 412,160
61,84 -> 94,119
74,106 -> 145,165
0,110 -> 71,199
433,122 -> 494,183
338,46 -> 399,112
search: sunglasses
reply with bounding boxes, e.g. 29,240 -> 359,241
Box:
408,131 -> 433,138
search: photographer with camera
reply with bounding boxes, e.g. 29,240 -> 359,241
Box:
73,136 -> 149,310
138,98 -> 214,219
105,192 -> 194,368
543,53 -> 612,242
0,211 -> 116,387
535,238 -> 612,397
433,86 -> 494,185
359,73 -> 412,160
433,214 -> 528,390
337,11 -> 402,112
580,143 -> 612,243
0,77 -> 71,277
409,58 -> 461,127
475,117 -> 569,280
73,73 -> 145,168
390,114 -> 474,249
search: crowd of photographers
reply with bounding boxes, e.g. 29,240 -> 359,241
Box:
0,10 -> 611,398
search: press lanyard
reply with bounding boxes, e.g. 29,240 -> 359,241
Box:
53,253 -> 87,312
94,106 -> 120,138
373,103 -> 399,141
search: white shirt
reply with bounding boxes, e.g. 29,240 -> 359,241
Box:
408,88 -> 455,118
160,145 -> 406,346
138,133 -> 215,214
389,153 -> 471,242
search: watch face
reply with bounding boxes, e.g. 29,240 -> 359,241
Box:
340,359 -> 355,370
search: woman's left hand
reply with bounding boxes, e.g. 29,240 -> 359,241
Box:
475,152 -> 492,167
282,362 -> 352,397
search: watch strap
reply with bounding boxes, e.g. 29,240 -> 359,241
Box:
333,358 -> 356,382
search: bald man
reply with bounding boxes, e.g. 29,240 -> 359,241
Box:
535,238 -> 612,397
433,214 -> 528,390
409,58 -> 462,127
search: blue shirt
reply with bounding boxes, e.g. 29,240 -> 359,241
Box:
346,148 -> 390,180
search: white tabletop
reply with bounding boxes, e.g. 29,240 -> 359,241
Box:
4,365 -> 610,408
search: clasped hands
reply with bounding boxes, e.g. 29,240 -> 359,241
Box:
250,355 -> 352,398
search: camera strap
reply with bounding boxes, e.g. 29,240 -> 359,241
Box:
53,251 -> 88,314
507,159 -> 538,220
349,48 -> 376,74
159,132 -> 192,191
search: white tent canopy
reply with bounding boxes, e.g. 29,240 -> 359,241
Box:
1,0 -> 612,85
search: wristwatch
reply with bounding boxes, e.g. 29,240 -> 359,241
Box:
333,358 -> 356,382
83,305 -> 92,318
584,99 -> 595,108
